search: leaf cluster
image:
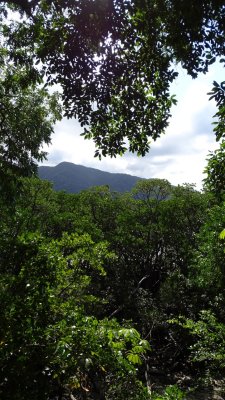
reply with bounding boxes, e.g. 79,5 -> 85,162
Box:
2,0 -> 225,157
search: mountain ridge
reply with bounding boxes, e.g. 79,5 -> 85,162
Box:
38,162 -> 144,193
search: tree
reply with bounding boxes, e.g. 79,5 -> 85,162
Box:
0,230 -> 151,400
0,58 -> 61,196
87,181 -> 208,355
1,0 -> 224,157
0,173 -> 218,396
173,310 -> 225,370
132,178 -> 172,202
203,80 -> 225,202
203,140 -> 225,202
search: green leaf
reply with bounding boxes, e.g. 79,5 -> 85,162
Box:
127,353 -> 141,365
219,229 -> 225,240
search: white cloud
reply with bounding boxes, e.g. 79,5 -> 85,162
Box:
41,61 -> 224,190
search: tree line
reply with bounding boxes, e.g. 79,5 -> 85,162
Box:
1,175 -> 225,398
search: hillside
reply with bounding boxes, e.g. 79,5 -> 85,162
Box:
38,162 -> 143,193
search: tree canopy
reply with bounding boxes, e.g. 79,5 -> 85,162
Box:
1,175 -> 223,399
1,0 -> 225,157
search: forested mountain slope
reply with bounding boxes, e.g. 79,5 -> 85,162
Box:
38,162 -> 143,193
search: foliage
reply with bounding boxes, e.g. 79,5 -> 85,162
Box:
170,311 -> 225,369
0,231 -> 150,399
203,80 -> 225,203
2,0 -> 225,156
0,174 -> 215,397
0,61 -> 62,195
204,140 -> 225,202
132,179 -> 172,202
1,0 -> 225,396
208,80 -> 225,142
152,385 -> 186,400
188,201 -> 225,301
1,170 -> 225,397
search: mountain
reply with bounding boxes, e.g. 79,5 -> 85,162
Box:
38,162 -> 143,193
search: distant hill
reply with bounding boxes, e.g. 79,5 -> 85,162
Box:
38,162 -> 143,193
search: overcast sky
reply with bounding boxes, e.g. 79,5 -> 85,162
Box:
41,61 -> 224,190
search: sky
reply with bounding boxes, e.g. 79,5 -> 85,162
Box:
41,62 -> 224,190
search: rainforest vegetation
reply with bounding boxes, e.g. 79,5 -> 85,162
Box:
1,0 -> 225,399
